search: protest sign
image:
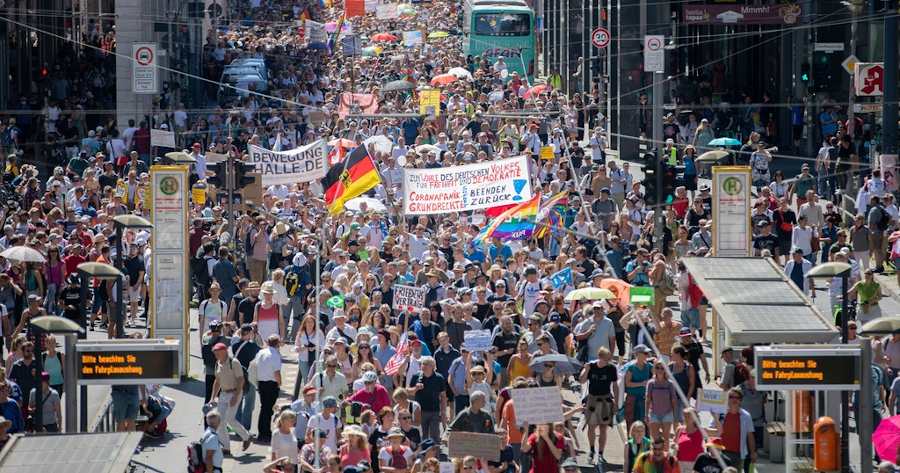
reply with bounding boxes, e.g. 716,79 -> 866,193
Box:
364,0 -> 377,13
151,128 -> 175,149
510,387 -> 565,424
403,31 -> 424,48
376,3 -> 398,19
448,432 -> 503,462
539,146 -> 554,160
698,389 -> 727,414
392,285 -> 426,312
402,156 -> 533,215
345,0 -> 365,17
462,330 -> 492,352
341,35 -> 361,56
629,286 -> 655,305
306,20 -> 327,45
246,140 -> 326,186
439,463 -> 454,473
419,88 -> 441,117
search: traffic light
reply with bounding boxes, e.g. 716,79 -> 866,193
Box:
662,162 -> 677,204
234,161 -> 256,189
643,153 -> 658,206
800,62 -> 811,83
207,162 -> 226,188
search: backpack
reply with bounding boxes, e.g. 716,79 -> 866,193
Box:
877,206 -> 891,232
733,361 -> 750,387
187,431 -> 214,473
284,270 -> 301,297
388,445 -> 409,470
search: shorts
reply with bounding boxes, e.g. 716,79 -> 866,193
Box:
112,390 -> 139,423
681,307 -> 701,330
125,284 -> 142,303
585,394 -> 614,426
648,411 -> 675,424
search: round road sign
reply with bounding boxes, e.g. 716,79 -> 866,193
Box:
645,36 -> 662,51
591,27 -> 610,49
135,46 -> 154,66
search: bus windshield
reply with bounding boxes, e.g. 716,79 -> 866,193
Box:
474,13 -> 530,36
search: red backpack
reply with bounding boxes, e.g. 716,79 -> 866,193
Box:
388,445 -> 409,470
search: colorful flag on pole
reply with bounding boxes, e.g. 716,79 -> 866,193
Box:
550,267 -> 573,289
535,191 -> 568,238
475,193 -> 541,243
322,145 -> 381,214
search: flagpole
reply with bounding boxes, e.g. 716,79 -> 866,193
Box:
314,215 -> 324,471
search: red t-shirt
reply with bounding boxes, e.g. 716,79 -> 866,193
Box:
527,432 -> 564,473
722,412 -> 741,453
64,254 -> 85,276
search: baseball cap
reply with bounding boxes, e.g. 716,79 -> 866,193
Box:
322,396 -> 338,408
633,344 -> 651,354
212,342 -> 228,351
549,313 -> 561,322
363,371 -> 378,383
679,327 -> 692,336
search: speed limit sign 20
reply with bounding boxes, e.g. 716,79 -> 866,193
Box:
591,27 -> 610,49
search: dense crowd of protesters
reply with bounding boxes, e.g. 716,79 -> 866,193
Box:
0,0 -> 899,472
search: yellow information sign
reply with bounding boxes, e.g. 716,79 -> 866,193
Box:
540,146 -> 554,160
419,88 -> 441,117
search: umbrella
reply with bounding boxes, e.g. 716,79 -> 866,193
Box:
370,33 -> 398,43
362,46 -> 384,57
873,415 -> 900,460
600,278 -> 632,310
696,150 -> 730,163
708,137 -> 742,147
0,246 -> 46,263
530,354 -> 583,375
164,151 -> 196,163
859,316 -> 900,335
328,138 -> 357,148
415,144 -> 441,155
363,135 -> 394,155
427,31 -> 449,40
447,67 -> 473,80
430,73 -> 458,87
382,80 -> 415,92
345,197 -> 387,213
564,287 -> 616,302
398,4 -> 416,16
523,84 -> 549,99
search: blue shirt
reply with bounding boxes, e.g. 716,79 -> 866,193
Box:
625,260 -> 651,286
0,399 -> 23,433
606,249 -> 625,278
488,244 -> 512,261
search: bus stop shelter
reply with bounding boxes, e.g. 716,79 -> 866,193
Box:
681,256 -> 843,471
0,432 -> 142,473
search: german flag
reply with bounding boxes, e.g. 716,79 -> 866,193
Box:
322,145 -> 381,214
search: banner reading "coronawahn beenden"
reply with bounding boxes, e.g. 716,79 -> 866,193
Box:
246,139 -> 327,186
402,155 -> 533,215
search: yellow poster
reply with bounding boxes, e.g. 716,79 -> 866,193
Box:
540,146 -> 554,160
419,88 -> 441,117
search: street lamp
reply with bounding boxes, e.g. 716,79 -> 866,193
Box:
28,315 -> 82,433
807,261 -> 852,473
76,262 -> 124,432
112,215 -> 153,338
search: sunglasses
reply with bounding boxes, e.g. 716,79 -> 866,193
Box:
401,416 -> 412,420
729,395 -> 742,400
326,364 -> 337,368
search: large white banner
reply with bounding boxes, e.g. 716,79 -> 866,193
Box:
402,156 -> 532,214
246,140 -> 327,186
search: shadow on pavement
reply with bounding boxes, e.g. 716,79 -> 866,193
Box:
167,378 -> 206,397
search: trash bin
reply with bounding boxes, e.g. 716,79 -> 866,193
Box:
813,416 -> 839,472
767,422 -> 786,463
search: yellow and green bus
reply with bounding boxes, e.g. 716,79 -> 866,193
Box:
462,0 -> 535,79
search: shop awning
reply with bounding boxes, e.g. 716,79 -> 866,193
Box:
681,257 -> 839,346
0,432 -> 143,473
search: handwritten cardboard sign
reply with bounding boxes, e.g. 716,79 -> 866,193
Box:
448,431 -> 503,461
510,387 -> 565,424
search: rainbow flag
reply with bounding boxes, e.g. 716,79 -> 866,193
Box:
476,193 -> 541,243
535,191 -> 568,238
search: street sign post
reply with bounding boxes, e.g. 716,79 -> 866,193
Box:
855,62 -> 885,96
76,339 -> 180,385
591,27 -> 610,49
132,43 -> 158,94
842,54 -> 859,74
644,35 -> 665,73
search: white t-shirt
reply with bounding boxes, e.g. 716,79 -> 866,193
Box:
199,299 -> 226,332
270,430 -> 299,464
378,445 -> 414,468
307,413 -> 340,450
255,347 -> 282,382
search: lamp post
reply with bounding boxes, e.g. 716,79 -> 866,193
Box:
807,261 -> 851,473
28,316 -> 83,432
76,262 -> 124,431
111,215 -> 153,339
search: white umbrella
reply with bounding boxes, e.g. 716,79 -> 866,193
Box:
345,197 -> 387,213
415,144 -> 441,155
363,135 -> 394,155
1,246 -> 46,263
448,67 -> 473,80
